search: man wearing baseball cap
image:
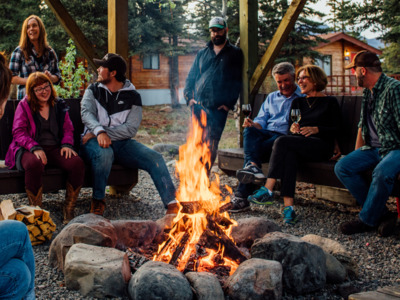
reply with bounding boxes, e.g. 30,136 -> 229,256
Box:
184,16 -> 243,173
334,50 -> 400,236
80,53 -> 177,216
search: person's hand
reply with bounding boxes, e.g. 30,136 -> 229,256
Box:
243,118 -> 254,128
60,147 -> 77,159
188,99 -> 197,107
44,70 -> 57,83
33,150 -> 47,165
290,123 -> 300,134
300,126 -> 319,137
82,132 -> 96,145
218,105 -> 229,112
97,132 -> 112,148
330,141 -> 342,161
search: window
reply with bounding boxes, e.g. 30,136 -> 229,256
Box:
143,54 -> 160,70
315,55 -> 332,76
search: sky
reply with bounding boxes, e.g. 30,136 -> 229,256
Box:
308,0 -> 380,40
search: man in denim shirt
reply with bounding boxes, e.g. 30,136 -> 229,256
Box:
230,62 -> 303,212
335,51 -> 400,236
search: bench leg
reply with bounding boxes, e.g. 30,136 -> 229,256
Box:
397,197 -> 400,219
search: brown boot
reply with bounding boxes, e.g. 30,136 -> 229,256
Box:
63,182 -> 82,224
26,186 -> 43,207
90,198 -> 106,216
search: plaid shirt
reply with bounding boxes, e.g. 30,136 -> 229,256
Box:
9,46 -> 61,99
359,73 -> 400,157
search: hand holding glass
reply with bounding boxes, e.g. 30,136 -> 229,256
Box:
242,104 -> 252,119
290,109 -> 301,134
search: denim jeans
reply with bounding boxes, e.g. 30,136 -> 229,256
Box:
80,138 -> 176,207
334,148 -> 400,226
237,127 -> 282,197
0,220 -> 35,300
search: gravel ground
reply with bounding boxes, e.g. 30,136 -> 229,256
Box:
2,154 -> 400,300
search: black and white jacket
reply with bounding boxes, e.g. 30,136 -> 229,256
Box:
81,80 -> 142,141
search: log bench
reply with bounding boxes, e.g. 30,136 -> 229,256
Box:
0,99 -> 138,195
217,94 -> 400,206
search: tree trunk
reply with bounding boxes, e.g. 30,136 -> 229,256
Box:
169,35 -> 180,108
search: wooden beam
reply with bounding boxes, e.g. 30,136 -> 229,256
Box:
44,0 -> 99,70
239,0 -> 258,146
108,0 -> 129,60
250,0 -> 307,95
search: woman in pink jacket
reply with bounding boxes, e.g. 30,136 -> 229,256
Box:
5,72 -> 84,224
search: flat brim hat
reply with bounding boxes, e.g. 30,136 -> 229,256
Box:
209,17 -> 227,29
345,50 -> 381,69
94,53 -> 127,76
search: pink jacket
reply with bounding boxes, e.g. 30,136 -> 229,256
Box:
5,96 -> 74,169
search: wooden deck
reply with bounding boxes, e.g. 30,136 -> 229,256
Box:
349,285 -> 400,300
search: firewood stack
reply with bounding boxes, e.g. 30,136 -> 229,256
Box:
0,200 -> 56,245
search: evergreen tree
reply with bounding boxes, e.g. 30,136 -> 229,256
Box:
382,43 -> 400,74
326,0 -> 351,33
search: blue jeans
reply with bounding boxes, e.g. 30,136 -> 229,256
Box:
0,220 -> 35,300
237,127 -> 282,197
80,138 -> 176,207
334,148 -> 400,226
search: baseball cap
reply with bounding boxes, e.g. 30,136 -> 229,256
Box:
344,50 -> 381,69
209,17 -> 227,29
93,53 -> 127,77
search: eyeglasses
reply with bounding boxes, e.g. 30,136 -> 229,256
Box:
34,83 -> 51,94
297,76 -> 310,81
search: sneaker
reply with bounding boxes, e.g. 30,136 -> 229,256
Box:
248,186 -> 274,205
281,206 -> 298,225
377,211 -> 398,237
229,194 -> 250,213
339,219 -> 374,235
236,163 -> 266,185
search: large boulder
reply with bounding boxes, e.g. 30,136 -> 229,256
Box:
325,252 -> 347,283
225,258 -> 283,300
185,272 -> 224,300
111,220 -> 158,250
232,217 -> 281,248
64,243 -> 131,298
251,231 -> 326,294
128,261 -> 193,300
301,234 -> 357,277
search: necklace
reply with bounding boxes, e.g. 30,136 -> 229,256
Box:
306,98 -> 316,108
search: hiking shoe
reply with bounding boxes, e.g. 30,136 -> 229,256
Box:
90,198 -> 106,216
229,194 -> 250,213
339,219 -> 374,235
236,163 -> 266,185
281,206 -> 298,225
378,211 -> 398,237
248,186 -> 274,205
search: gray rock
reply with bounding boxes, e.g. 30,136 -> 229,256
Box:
325,252 -> 347,283
152,143 -> 179,155
111,220 -> 158,250
128,261 -> 193,300
251,231 -> 326,294
64,243 -> 131,298
232,217 -> 281,248
301,234 -> 358,277
225,258 -> 282,300
185,272 -> 224,300
49,223 -> 115,271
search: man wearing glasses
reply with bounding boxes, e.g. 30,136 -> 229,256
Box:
335,50 -> 400,236
184,17 -> 243,173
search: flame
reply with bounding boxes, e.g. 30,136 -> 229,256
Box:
153,110 -> 240,275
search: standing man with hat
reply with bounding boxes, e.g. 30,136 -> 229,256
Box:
184,17 -> 243,172
335,50 -> 400,236
80,53 -> 177,216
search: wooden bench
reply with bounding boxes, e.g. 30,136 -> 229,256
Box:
0,99 -> 138,195
218,95 -> 400,201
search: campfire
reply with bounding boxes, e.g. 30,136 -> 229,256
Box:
153,111 -> 246,275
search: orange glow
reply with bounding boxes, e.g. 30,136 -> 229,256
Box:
153,110 -> 240,275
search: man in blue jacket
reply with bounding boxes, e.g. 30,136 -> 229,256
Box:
184,17 -> 243,172
80,53 -> 177,216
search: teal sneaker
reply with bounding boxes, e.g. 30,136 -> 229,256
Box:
248,186 -> 274,205
281,206 -> 298,225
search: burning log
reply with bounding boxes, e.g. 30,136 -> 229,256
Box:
126,248 -> 150,273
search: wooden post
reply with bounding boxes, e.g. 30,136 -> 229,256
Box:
250,0 -> 307,96
239,0 -> 258,146
108,0 -> 129,61
43,0 -> 99,70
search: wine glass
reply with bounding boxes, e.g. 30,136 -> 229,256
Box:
290,109 -> 301,134
242,104 -> 252,119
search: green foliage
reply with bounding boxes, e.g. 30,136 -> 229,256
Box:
55,39 -> 92,99
382,43 -> 400,74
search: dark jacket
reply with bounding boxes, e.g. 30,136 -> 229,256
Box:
184,40 -> 243,110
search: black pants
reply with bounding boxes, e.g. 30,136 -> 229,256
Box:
267,135 -> 332,198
